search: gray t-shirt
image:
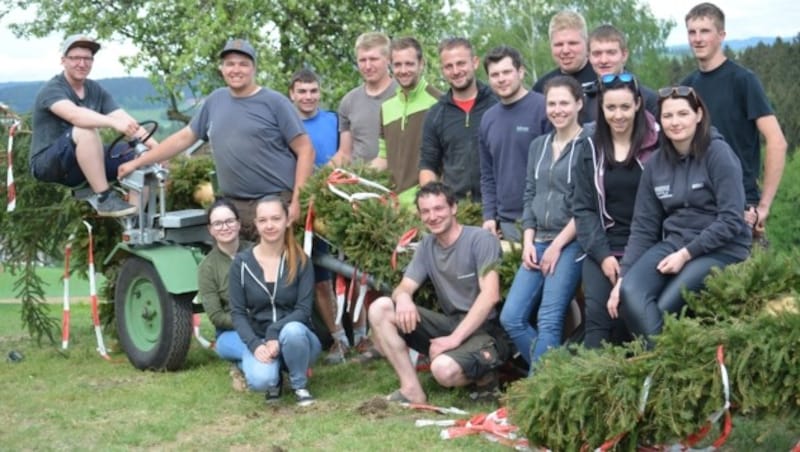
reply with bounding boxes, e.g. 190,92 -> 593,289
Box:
337,80 -> 398,162
191,87 -> 306,199
31,73 -> 119,159
405,225 -> 502,316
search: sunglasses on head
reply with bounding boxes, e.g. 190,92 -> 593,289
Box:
599,72 -> 638,92
658,86 -> 698,103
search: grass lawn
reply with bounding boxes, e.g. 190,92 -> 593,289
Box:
0,266 -> 106,301
1,303 -> 797,451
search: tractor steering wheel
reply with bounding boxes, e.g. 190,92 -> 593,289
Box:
108,120 -> 159,159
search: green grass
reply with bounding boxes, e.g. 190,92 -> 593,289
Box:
0,303 -> 797,451
0,266 -> 106,300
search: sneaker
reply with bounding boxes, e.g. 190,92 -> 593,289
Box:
94,191 -> 136,217
229,364 -> 247,392
295,388 -> 314,407
324,340 -> 349,365
265,385 -> 281,404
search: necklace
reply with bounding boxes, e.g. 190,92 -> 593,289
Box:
552,126 -> 583,157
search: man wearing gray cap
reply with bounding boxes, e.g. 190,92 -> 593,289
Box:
31,34 -> 156,217
119,38 -> 314,238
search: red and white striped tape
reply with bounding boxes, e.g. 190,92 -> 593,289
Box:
83,221 -> 111,360
6,120 -> 20,212
61,234 -> 76,350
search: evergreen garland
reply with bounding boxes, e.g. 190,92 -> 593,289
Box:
506,250 -> 800,450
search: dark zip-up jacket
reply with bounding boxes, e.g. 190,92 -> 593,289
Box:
229,248 -> 314,353
522,125 -> 594,241
574,112 -> 659,263
620,131 -> 752,275
419,82 -> 497,201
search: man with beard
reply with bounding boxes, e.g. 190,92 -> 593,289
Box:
532,10 -> 597,124
479,46 -> 549,242
419,38 -> 497,201
331,32 -> 398,165
371,37 -> 441,206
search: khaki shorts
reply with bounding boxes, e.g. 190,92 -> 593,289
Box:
402,307 -> 511,380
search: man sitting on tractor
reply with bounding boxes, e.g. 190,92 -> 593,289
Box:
30,34 -> 157,217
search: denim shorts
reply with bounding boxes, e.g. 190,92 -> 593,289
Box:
30,128 -> 133,187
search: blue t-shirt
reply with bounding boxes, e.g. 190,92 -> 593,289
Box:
303,109 -> 338,167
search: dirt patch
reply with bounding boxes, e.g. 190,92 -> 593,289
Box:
356,396 -> 391,419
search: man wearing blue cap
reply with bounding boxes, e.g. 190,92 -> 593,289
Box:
31,34 -> 156,217
119,38 -> 315,238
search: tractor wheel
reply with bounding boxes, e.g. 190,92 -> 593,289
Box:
115,257 -> 193,371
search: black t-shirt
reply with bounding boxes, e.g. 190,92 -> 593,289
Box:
682,59 -> 774,204
532,63 -> 597,125
604,160 -> 642,253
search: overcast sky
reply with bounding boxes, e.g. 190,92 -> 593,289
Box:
1,0 -> 797,82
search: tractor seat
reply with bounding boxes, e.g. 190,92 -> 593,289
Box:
160,209 -> 207,228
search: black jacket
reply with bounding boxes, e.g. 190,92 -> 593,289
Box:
419,82 -> 497,201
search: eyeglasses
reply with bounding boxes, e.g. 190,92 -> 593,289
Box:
658,86 -> 698,103
599,72 -> 638,92
65,56 -> 94,63
210,218 -> 239,230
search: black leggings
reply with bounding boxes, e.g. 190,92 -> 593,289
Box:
620,242 -> 740,347
583,256 -> 632,349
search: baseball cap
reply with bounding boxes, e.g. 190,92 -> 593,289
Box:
61,34 -> 101,56
219,38 -> 256,62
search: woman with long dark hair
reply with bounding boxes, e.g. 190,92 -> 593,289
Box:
608,86 -> 751,347
229,195 -> 320,406
573,73 -> 658,349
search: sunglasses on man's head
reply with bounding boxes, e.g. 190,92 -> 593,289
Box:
658,86 -> 698,103
599,72 -> 638,92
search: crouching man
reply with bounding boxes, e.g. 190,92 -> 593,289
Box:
369,182 -> 511,404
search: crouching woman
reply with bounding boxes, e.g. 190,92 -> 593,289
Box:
229,195 -> 321,406
608,87 -> 751,347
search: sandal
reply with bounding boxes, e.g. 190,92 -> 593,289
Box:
385,389 -> 412,404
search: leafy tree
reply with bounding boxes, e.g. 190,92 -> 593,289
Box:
1,0 -> 459,122
466,0 -> 675,89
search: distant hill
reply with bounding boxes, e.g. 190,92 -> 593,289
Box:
0,76 -> 165,114
666,36 -> 787,56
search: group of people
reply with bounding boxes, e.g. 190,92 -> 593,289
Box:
29,1 -> 786,406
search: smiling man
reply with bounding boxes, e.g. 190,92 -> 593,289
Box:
419,37 -> 497,202
370,37 -> 441,205
532,11 -> 597,124
119,39 -> 314,238
587,24 -> 659,118
681,2 -> 787,241
479,46 -> 549,242
367,182 -> 510,404
331,32 -> 398,165
31,34 -> 157,217
289,69 -> 338,168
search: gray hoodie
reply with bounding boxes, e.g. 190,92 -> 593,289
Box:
521,125 -> 595,241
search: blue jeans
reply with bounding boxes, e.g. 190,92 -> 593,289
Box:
241,321 -> 321,391
499,240 -> 582,370
215,330 -> 247,364
620,241 -> 741,348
